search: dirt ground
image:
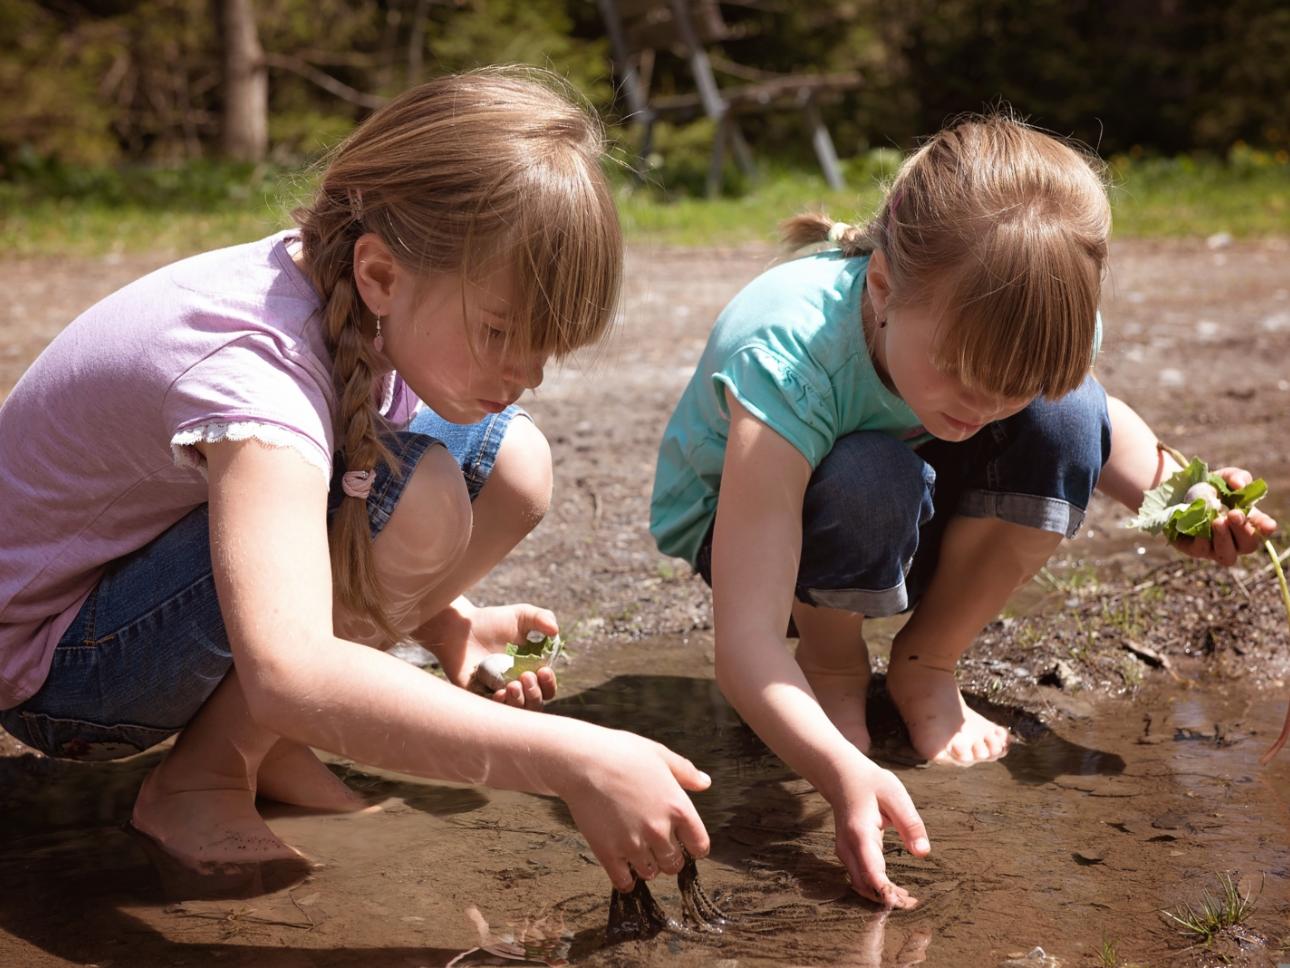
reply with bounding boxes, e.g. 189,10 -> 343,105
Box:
2,238 -> 1290,674
2,236 -> 1290,966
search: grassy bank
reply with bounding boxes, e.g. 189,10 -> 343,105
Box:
1,149 -> 1286,258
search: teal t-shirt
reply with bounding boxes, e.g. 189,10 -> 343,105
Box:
650,251 -> 926,564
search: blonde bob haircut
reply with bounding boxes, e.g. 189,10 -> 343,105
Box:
783,111 -> 1110,402
295,67 -> 623,641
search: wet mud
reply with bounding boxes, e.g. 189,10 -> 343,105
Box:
3,239 -> 1290,966
2,634 -> 1289,967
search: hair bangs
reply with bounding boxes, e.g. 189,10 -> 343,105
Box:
931,218 -> 1101,401
467,148 -> 622,366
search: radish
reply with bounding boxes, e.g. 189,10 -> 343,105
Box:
1183,481 -> 1223,513
473,630 -> 563,692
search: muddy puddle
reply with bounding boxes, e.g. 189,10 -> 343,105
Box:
2,634 -> 1288,968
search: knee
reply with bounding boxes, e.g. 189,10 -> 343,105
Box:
1014,376 -> 1111,476
485,416 -> 553,536
382,443 -> 473,573
806,432 -> 934,532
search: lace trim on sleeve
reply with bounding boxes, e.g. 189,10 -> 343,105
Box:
171,420 -> 331,481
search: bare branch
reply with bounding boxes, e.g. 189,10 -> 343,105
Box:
261,52 -> 388,109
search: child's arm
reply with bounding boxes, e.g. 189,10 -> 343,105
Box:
1099,395 -> 1276,564
205,437 -> 710,889
711,393 -> 930,908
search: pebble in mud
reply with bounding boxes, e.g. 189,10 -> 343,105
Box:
1000,946 -> 1062,967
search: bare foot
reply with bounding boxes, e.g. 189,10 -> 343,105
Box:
885,657 -> 1009,766
131,764 -> 313,898
257,740 -> 377,813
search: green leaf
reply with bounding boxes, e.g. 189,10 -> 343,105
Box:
1164,498 -> 1214,541
1125,458 -> 1209,534
1228,478 -> 1268,511
500,634 -> 563,680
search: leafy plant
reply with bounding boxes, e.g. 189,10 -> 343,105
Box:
1160,872 -> 1259,943
1125,456 -> 1267,542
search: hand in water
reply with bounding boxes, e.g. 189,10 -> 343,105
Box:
558,730 -> 711,891
827,751 -> 930,909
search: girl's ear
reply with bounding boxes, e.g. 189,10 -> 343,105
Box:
353,233 -> 399,317
866,248 -> 892,319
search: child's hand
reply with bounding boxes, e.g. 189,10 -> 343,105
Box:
1170,466 -> 1278,566
431,602 -> 559,710
557,731 -> 711,890
828,754 -> 931,909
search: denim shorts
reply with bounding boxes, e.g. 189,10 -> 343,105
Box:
0,405 -> 526,761
696,375 -> 1111,617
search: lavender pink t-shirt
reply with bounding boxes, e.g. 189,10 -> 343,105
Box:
0,232 -> 418,708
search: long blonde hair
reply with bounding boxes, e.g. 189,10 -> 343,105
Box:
783,112 -> 1110,400
295,67 -> 623,640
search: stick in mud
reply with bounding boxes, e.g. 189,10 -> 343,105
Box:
605,852 -> 733,942
606,875 -> 675,941
678,851 -> 731,933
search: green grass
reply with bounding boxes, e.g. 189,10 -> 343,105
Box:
1160,872 -> 1260,944
0,148 -> 1286,258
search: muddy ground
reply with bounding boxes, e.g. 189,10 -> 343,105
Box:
2,237 -> 1289,967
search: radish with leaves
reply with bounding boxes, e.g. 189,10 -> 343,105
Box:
473,629 -> 564,693
1128,443 -> 1290,763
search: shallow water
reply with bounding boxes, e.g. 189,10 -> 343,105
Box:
2,634 -> 1288,968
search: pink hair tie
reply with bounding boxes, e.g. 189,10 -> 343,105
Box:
341,469 -> 376,500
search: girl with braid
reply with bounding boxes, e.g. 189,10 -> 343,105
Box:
0,69 -> 710,895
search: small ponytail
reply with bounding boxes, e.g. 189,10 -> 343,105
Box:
779,211 -> 873,257
783,110 -> 1109,401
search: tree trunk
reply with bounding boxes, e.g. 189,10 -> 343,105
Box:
218,0 -> 267,161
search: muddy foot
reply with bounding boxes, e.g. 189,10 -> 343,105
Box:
131,769 -> 314,899
886,659 -> 1009,766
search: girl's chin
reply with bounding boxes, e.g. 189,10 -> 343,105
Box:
931,416 -> 984,441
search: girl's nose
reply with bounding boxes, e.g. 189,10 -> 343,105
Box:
509,356 -> 545,390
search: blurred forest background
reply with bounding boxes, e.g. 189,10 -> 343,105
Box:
1,0 -> 1287,251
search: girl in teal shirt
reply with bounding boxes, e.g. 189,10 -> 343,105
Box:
651,114 -> 1274,907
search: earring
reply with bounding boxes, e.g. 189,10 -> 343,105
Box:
373,315 -> 384,353
878,317 -> 887,329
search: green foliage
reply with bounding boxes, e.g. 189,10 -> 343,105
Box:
1,0 -> 1287,175
1,150 -> 1285,258
0,0 -> 122,166
0,153 -> 303,209
426,0 -> 610,105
